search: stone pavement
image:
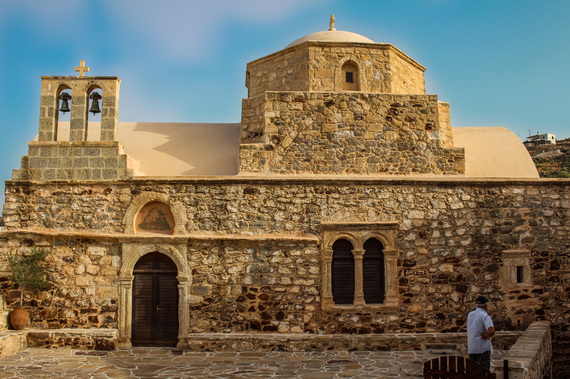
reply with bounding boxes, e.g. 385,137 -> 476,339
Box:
0,347 -> 426,378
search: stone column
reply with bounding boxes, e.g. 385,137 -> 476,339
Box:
353,248 -> 365,306
38,78 -> 60,141
176,275 -> 190,348
69,81 -> 88,141
383,249 -> 399,306
100,78 -> 120,141
118,275 -> 133,347
321,249 -> 334,308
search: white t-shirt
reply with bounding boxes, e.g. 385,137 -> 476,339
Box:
467,307 -> 494,354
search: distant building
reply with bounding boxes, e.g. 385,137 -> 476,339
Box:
526,133 -> 556,144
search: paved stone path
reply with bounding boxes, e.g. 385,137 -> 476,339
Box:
0,347 -> 426,378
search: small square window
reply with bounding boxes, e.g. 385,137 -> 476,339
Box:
345,72 -> 354,83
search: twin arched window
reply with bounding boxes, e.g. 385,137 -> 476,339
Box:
331,237 -> 385,305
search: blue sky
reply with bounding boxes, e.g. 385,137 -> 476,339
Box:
0,0 -> 569,208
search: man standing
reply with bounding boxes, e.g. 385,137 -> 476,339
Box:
467,296 -> 495,370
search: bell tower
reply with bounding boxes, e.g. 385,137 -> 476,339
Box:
13,61 -> 133,181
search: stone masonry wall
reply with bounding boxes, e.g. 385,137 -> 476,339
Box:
246,43 -> 425,97
0,234 -> 120,330
12,141 -> 133,181
246,48 -> 310,98
387,47 -> 426,95
0,178 -> 568,371
241,95 -> 266,143
240,92 -> 465,175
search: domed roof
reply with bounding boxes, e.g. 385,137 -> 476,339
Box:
286,16 -> 375,48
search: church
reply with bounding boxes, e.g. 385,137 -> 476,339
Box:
1,16 -> 568,374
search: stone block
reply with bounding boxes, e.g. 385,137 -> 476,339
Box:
73,168 -> 90,180
96,286 -> 118,299
57,147 -> 70,157
89,157 -> 104,167
28,147 -> 40,156
104,157 -> 118,168
75,276 -> 93,287
29,157 -> 48,169
74,157 -> 89,168
56,169 -> 72,180
47,157 -> 61,168
101,169 -> 117,180
60,157 -> 73,168
84,147 -> 101,157
42,169 -> 56,180
118,156 -> 127,169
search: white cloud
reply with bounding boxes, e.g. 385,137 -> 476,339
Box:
0,1 -> 85,29
102,0 -> 316,61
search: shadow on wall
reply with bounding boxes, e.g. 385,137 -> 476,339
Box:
49,122 -> 242,176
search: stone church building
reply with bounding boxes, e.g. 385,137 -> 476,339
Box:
1,17 -> 568,373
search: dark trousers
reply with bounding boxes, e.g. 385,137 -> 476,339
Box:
469,350 -> 491,370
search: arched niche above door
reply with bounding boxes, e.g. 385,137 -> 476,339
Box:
135,201 -> 175,235
123,192 -> 187,235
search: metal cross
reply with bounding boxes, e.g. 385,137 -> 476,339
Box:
75,60 -> 90,77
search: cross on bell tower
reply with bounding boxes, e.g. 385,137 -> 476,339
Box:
75,60 -> 90,77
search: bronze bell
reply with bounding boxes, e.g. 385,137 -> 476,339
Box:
58,93 -> 72,113
89,92 -> 102,115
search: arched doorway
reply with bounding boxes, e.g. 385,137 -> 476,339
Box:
132,252 -> 179,346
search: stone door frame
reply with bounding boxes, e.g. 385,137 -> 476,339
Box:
118,242 -> 190,348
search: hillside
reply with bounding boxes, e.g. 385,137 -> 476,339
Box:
525,138 -> 570,178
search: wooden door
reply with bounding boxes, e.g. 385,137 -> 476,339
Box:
132,252 -> 179,346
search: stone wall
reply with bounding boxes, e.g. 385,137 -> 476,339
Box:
492,321 -> 552,379
240,92 -> 465,174
246,43 -> 425,97
0,234 -> 120,330
246,48 -> 310,98
240,95 -> 267,143
0,177 -> 568,370
182,330 -> 520,352
385,46 -> 426,95
12,141 -> 133,181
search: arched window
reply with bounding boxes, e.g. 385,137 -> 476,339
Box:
341,61 -> 359,91
332,238 -> 354,304
363,238 -> 385,304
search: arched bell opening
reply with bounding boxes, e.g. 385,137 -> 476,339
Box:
56,86 -> 72,141
131,252 -> 179,347
86,86 -> 102,141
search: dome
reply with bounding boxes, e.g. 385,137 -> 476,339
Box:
286,30 -> 375,48
286,16 -> 374,48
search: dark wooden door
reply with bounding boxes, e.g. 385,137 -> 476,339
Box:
132,252 -> 179,346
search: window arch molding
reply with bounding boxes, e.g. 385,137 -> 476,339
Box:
335,57 -> 367,92
321,222 -> 399,310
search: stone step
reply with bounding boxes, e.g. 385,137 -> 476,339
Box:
0,330 -> 27,358
26,328 -> 118,350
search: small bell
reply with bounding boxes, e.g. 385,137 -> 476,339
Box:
58,93 -> 72,113
89,92 -> 102,115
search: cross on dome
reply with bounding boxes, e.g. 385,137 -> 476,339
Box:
75,60 -> 90,77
